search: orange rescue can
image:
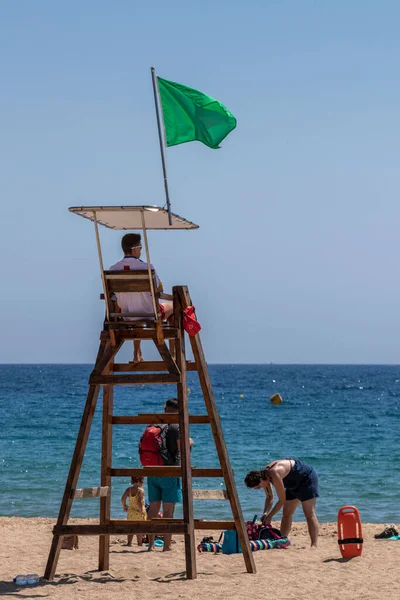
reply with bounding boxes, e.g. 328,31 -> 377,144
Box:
337,506 -> 363,558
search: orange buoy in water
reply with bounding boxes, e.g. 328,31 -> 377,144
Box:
338,506 -> 363,558
270,393 -> 282,405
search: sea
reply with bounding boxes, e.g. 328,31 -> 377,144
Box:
1,364 -> 399,524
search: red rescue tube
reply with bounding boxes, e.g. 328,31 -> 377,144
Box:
337,505 -> 363,558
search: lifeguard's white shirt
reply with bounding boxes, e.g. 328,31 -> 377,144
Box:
109,256 -> 162,318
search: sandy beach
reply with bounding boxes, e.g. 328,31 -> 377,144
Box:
1,517 -> 399,599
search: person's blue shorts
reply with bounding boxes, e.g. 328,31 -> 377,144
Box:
285,460 -> 319,503
147,477 -> 182,504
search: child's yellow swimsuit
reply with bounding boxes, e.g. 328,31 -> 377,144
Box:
127,490 -> 147,521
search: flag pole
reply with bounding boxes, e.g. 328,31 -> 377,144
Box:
151,66 -> 172,226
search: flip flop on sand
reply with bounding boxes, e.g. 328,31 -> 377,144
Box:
374,526 -> 399,539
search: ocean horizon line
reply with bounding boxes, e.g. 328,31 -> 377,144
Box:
1,362 -> 400,367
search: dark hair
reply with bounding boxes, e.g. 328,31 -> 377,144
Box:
165,398 -> 179,411
244,470 -> 267,488
131,476 -> 144,484
121,233 -> 141,255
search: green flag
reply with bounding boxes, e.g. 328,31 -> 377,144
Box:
157,76 -> 237,150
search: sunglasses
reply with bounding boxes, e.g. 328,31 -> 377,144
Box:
131,245 -> 142,250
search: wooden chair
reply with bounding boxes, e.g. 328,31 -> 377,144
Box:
102,268 -> 177,369
103,267 -> 162,317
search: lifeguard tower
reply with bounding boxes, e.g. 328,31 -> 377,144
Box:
44,205 -> 255,580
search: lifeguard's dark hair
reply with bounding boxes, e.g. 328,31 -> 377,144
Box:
244,470 -> 268,488
122,233 -> 141,254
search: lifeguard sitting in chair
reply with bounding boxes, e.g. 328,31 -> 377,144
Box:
109,233 -> 173,362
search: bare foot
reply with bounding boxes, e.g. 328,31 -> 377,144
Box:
132,353 -> 144,364
163,547 -> 172,552
147,546 -> 155,552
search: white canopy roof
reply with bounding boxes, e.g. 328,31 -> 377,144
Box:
69,206 -> 199,230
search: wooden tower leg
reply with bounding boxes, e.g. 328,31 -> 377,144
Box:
174,289 -> 197,579
44,383 -> 101,580
44,339 -> 119,581
98,361 -> 114,571
177,287 -> 256,574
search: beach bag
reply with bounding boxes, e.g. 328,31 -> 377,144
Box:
222,528 -> 289,554
259,525 -> 290,548
246,516 -> 260,540
183,306 -> 201,336
139,425 -> 174,466
62,535 -> 79,550
259,525 -> 284,541
246,522 -> 285,542
222,530 -> 242,554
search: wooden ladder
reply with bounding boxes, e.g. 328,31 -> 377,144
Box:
44,285 -> 256,580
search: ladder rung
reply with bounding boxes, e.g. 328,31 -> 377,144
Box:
104,322 -> 157,328
54,520 -> 187,536
89,374 -> 180,385
73,486 -> 109,499
110,313 -> 155,318
104,326 -> 179,339
110,467 -> 223,478
111,414 -> 210,425
113,361 -> 197,372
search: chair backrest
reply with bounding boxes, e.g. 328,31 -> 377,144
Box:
102,269 -> 160,321
103,269 -> 158,294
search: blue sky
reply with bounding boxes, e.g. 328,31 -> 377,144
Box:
1,0 -> 400,363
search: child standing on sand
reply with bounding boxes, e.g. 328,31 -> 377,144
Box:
121,476 -> 147,546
